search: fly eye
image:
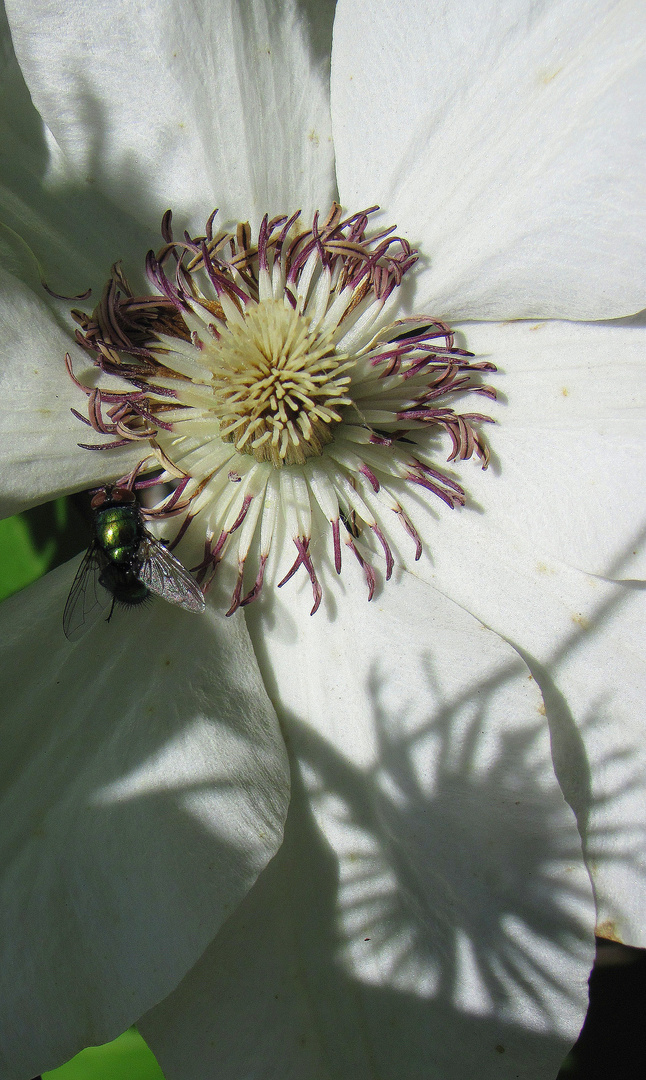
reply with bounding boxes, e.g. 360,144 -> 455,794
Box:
90,490 -> 108,509
111,487 -> 136,505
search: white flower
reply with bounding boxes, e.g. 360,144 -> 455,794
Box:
0,1 -> 644,1078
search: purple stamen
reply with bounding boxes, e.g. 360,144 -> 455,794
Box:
241,554 -> 268,607
332,517 -> 342,573
370,524 -> 394,579
347,540 -> 376,601
226,566 -> 245,616
278,537 -> 322,614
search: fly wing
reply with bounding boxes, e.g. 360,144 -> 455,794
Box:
135,535 -> 206,613
63,544 -> 112,641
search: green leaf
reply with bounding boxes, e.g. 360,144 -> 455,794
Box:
42,1028 -> 165,1080
0,497 -> 91,602
0,513 -> 56,601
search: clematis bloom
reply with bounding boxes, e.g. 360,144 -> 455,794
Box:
0,1 -> 644,1079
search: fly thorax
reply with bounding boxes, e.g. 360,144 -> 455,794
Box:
96,507 -> 140,561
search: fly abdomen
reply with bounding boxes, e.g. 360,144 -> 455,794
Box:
99,563 -> 150,608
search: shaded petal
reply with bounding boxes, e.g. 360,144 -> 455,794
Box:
141,573 -> 594,1079
332,0 -> 646,320
0,267 -> 141,518
0,559 -> 289,1078
0,3 -> 45,158
0,7 -> 156,297
6,0 -> 337,231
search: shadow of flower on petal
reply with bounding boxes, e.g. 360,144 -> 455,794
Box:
138,615 -> 641,1079
289,656 -> 596,1033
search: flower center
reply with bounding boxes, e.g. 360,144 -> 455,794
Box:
204,299 -> 353,466
67,204 -> 497,615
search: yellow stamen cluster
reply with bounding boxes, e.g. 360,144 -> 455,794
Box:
207,299 -> 355,466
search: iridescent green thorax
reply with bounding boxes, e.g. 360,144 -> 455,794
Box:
95,505 -> 140,565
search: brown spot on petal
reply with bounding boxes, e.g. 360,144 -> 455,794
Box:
572,613 -> 591,630
595,919 -> 624,944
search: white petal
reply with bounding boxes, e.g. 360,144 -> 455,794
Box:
6,0 -> 336,231
332,0 -> 646,320
0,559 -> 289,1078
0,268 -> 141,517
456,319 -> 646,580
140,572 -> 594,1079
